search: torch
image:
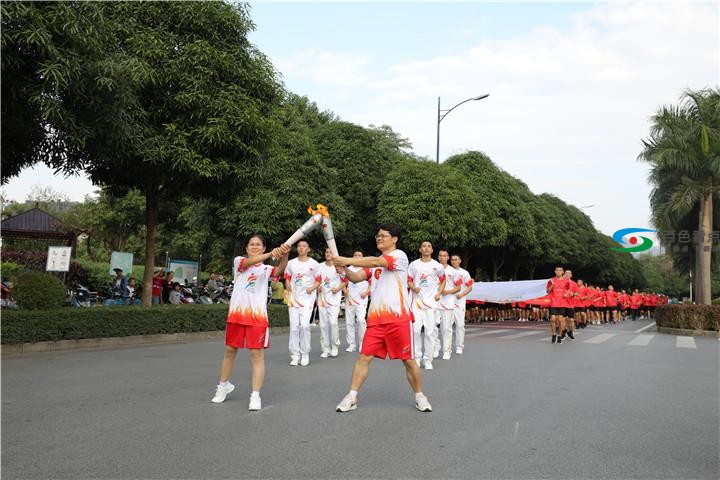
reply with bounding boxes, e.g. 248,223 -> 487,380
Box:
283,211 -> 322,247
307,204 -> 339,257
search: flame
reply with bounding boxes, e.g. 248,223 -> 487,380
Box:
307,203 -> 330,216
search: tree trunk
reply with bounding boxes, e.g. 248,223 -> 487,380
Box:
695,190 -> 713,305
491,252 -> 505,281
141,184 -> 159,307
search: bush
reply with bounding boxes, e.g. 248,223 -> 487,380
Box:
13,271 -> 67,310
1,261 -> 22,279
656,304 -> 720,332
1,303 -> 290,344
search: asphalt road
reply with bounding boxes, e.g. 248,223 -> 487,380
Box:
2,319 -> 718,479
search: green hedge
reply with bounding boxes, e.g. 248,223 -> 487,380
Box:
656,305 -> 720,332
1,304 -> 290,344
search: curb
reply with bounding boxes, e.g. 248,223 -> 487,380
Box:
2,326 -> 292,356
657,326 -> 720,338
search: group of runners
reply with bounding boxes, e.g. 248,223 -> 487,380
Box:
545,266 -> 665,344
209,225 -> 476,413
207,224 -> 664,412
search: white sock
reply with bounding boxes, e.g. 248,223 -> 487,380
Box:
251,391 -> 260,398
348,390 -> 358,400
415,392 -> 425,400
220,381 -> 229,387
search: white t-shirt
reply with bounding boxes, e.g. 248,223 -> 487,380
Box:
284,257 -> 320,308
363,249 -> 412,326
438,265 -> 458,311
317,262 -> 346,307
453,267 -> 474,310
227,256 -> 277,327
346,266 -> 370,307
407,258 -> 446,310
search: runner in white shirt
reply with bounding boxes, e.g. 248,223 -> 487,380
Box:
449,254 -> 474,355
333,224 -> 432,413
437,249 -> 461,360
344,250 -> 370,352
317,247 -> 347,358
210,235 -> 290,410
408,241 -> 446,370
284,240 -> 321,366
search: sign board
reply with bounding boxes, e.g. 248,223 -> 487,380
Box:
46,246 -> 72,272
169,259 -> 199,285
109,251 -> 134,276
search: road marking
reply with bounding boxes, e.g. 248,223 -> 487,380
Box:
583,333 -> 617,344
466,329 -> 512,336
676,336 -> 697,349
634,322 -> 656,333
498,331 -> 543,340
628,334 -> 654,346
513,421 -> 520,441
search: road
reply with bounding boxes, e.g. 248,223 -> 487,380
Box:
2,319 -> 718,479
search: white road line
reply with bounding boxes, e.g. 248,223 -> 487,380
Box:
628,334 -> 654,346
676,336 -> 697,349
583,333 -> 617,344
634,322 -> 656,333
466,329 -> 513,336
498,331 -> 544,340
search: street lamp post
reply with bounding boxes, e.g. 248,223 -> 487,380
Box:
436,94 -> 489,164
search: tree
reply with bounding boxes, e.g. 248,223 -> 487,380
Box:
2,3 -> 285,305
640,88 -> 720,304
1,2 -> 148,182
376,159 -> 481,253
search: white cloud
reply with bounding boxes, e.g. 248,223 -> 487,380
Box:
273,2 -> 718,237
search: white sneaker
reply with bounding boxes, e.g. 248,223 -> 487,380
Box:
289,356 -> 300,366
248,395 -> 261,411
320,352 -> 329,358
456,347 -> 463,355
442,352 -> 451,360
335,394 -> 357,412
330,347 -> 338,357
345,345 -> 356,352
415,394 -> 432,412
300,354 -> 309,366
423,361 -> 434,370
211,382 -> 235,403
432,350 -> 440,359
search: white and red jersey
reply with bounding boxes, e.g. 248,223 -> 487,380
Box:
345,266 -> 369,307
453,267 -> 473,310
317,262 -> 346,307
362,249 -> 412,326
547,277 -> 571,308
284,257 -> 320,308
438,265 -> 459,310
407,258 -> 445,310
227,256 -> 278,327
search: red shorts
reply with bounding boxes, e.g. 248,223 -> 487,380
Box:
225,323 -> 270,349
360,321 -> 414,360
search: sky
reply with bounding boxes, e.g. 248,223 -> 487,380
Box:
3,1 -> 718,242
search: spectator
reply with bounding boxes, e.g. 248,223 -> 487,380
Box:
163,271 -> 175,304
168,282 -> 183,305
112,268 -> 129,299
207,272 -> 219,291
152,269 -> 165,305
127,278 -> 138,302
270,280 -> 284,304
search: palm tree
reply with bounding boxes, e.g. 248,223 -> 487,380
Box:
640,88 -> 720,304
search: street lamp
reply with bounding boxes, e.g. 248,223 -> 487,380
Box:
436,94 -> 489,164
